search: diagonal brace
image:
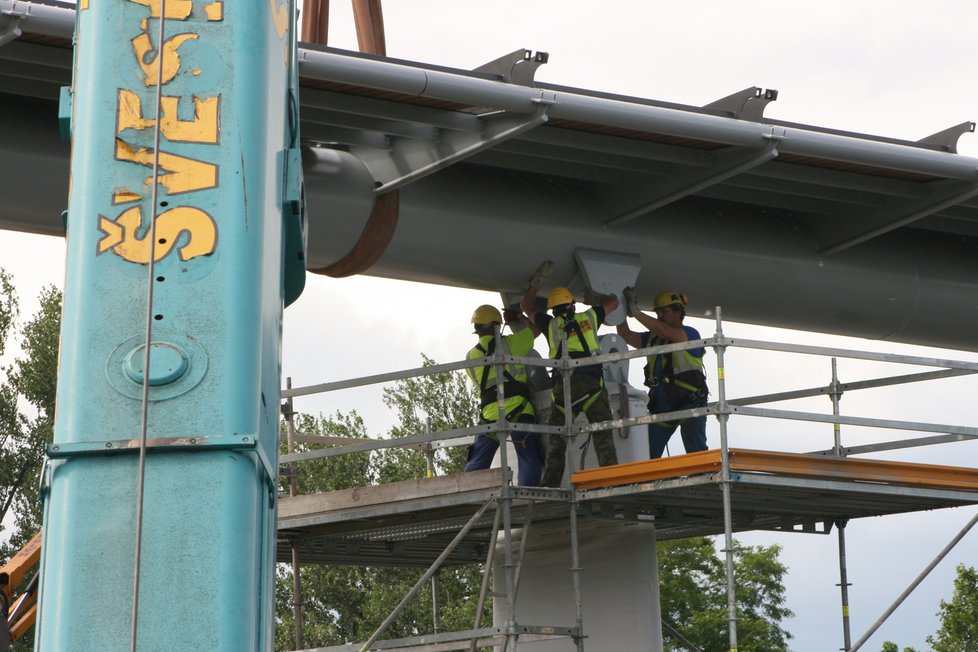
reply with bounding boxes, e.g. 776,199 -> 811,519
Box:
820,179 -> 978,256
605,134 -> 782,227
367,98 -> 554,195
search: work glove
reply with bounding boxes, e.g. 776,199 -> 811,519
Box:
623,286 -> 639,317
503,308 -> 522,323
582,287 -> 604,306
528,260 -> 554,289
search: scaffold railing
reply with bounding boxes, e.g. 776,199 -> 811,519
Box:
279,307 -> 978,652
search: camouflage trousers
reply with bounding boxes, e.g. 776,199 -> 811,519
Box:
540,372 -> 619,487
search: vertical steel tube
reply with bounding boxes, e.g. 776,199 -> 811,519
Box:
831,358 -> 843,456
469,507 -> 502,652
493,326 -> 518,652
828,359 -> 851,650
285,379 -> 304,650
714,307 -> 739,652
836,519 -> 852,651
560,328 -> 585,651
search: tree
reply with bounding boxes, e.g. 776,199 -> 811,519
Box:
927,563 -> 978,652
0,275 -> 62,652
881,642 -> 919,652
0,281 -> 62,550
657,537 -> 793,652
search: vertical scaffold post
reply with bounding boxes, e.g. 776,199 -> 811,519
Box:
493,325 -> 519,651
284,378 -> 305,650
423,416 -> 442,635
714,307 -> 739,652
558,328 -> 586,652
828,358 -> 852,650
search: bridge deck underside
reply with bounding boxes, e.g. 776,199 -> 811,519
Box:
276,449 -> 978,568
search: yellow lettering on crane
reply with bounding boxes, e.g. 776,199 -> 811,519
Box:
204,2 -> 224,21
98,205 -> 218,263
117,90 -> 220,144
131,32 -> 199,86
116,139 -> 218,195
113,190 -> 143,205
127,0 -> 193,20
269,0 -> 289,39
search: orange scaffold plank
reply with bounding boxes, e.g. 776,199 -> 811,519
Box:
571,448 -> 978,491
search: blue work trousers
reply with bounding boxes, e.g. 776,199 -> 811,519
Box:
648,414 -> 707,459
464,430 -> 545,486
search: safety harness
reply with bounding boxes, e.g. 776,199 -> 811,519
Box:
645,335 -> 708,409
473,337 -> 533,422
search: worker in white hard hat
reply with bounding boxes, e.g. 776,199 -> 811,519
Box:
464,304 -> 546,486
521,261 -> 620,487
617,288 -> 709,458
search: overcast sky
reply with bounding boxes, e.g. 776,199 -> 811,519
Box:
3,1 -> 978,650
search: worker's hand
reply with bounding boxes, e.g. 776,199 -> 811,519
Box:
528,260 -> 554,289
503,308 -> 523,323
582,287 -> 603,306
623,286 -> 639,316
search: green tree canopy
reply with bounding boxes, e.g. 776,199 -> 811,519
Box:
927,563 -> 978,652
0,275 -> 61,652
657,537 -> 793,652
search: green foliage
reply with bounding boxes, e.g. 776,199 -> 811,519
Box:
275,357 -> 487,652
927,563 -> 978,652
881,642 -> 919,652
658,537 -> 793,652
0,278 -> 62,652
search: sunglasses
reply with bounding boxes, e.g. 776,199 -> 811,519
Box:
657,304 -> 683,313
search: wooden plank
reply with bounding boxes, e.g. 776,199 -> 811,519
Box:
571,448 -> 978,491
278,468 -> 506,519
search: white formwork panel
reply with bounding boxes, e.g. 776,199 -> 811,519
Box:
492,519 -> 664,651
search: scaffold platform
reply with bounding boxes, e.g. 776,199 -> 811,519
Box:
276,449 -> 978,568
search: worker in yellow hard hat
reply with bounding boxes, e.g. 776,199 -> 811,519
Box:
463,304 -> 546,486
617,288 -> 709,458
521,261 -> 620,487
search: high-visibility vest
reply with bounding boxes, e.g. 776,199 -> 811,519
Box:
467,332 -> 535,422
546,309 -> 600,360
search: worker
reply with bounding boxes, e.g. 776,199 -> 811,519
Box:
0,572 -> 10,650
616,288 -> 709,458
463,304 -> 546,486
521,261 -> 620,487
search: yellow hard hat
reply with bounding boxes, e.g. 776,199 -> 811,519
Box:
471,304 -> 502,325
652,291 -> 688,310
547,287 -> 575,309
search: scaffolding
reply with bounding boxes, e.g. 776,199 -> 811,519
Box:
278,308 -> 978,651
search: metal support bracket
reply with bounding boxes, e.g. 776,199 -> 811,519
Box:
474,48 -> 550,86
604,134 -> 782,227
0,7 -> 23,47
362,98 -> 554,195
918,120 -> 976,154
705,86 -> 779,122
46,433 -> 279,503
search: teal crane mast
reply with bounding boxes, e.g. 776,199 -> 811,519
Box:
34,0 -> 305,648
